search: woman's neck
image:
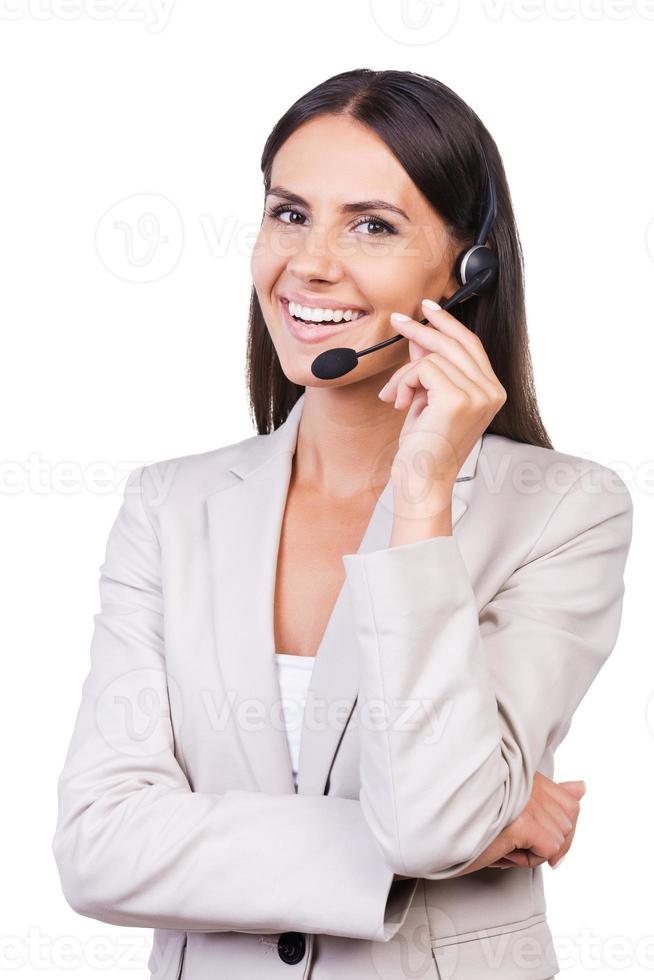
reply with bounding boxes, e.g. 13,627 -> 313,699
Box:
292,384 -> 407,499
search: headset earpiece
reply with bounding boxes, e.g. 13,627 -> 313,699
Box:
455,243 -> 499,294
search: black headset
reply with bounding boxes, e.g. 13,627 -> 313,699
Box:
310,146 -> 499,380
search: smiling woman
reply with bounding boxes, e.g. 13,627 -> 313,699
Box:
52,68 -> 632,980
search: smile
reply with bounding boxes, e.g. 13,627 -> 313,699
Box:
280,298 -> 370,344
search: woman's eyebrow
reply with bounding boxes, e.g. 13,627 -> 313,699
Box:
266,185 -> 410,221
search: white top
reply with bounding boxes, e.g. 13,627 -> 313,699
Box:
274,652 -> 316,789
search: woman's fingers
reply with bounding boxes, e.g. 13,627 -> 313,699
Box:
535,776 -> 584,867
407,336 -> 430,363
547,785 -> 584,867
531,773 -> 583,829
555,780 -> 587,808
537,792 -> 574,834
545,822 -> 576,869
419,300 -> 498,379
382,311 -> 499,403
540,776 -> 586,807
493,819 -> 576,870
489,848 -> 534,869
392,354 -> 479,410
379,347 -> 476,406
389,358 -> 460,411
508,811 -> 565,861
487,777 -> 586,872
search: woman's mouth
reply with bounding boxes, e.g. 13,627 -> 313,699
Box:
280,298 -> 370,344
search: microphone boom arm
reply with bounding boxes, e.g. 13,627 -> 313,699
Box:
354,268 -> 495,361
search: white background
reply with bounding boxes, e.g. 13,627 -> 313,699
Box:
1,2 -> 652,978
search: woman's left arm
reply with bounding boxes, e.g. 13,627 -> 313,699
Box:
344,464 -> 632,880
342,303 -> 633,880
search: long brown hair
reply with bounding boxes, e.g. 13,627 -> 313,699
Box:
246,68 -> 552,449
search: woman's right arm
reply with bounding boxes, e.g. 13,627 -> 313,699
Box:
51,465 -> 414,943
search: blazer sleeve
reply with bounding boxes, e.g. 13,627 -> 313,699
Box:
341,464 -> 633,879
51,465 -> 418,940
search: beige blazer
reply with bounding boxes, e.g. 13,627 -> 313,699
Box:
52,392 -> 633,980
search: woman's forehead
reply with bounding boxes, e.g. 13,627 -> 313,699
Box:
269,146 -> 428,219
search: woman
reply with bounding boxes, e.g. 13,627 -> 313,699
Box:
52,70 -> 632,980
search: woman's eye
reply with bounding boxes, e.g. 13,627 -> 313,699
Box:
351,216 -> 395,236
279,208 -> 305,225
264,205 -> 396,236
265,205 -> 306,225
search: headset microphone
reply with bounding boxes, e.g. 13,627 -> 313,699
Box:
310,147 -> 500,381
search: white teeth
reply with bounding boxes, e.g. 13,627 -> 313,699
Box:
288,300 -> 366,323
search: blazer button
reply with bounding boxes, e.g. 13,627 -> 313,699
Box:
277,931 -> 306,964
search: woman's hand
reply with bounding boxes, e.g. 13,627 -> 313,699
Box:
392,773 -> 585,881
484,773 -> 586,871
378,300 -> 506,519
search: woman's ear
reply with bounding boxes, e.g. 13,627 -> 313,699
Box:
435,237 -> 466,303
438,268 -> 462,306
428,256 -> 462,306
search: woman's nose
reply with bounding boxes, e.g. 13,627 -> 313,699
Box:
284,224 -> 343,283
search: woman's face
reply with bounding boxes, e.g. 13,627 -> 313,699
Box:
250,113 -> 461,388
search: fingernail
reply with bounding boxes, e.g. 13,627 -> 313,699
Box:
390,311 -> 411,322
551,855 -> 566,870
422,298 -> 441,311
378,383 -> 389,399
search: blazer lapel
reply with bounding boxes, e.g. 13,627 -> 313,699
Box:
206,393 -> 482,798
